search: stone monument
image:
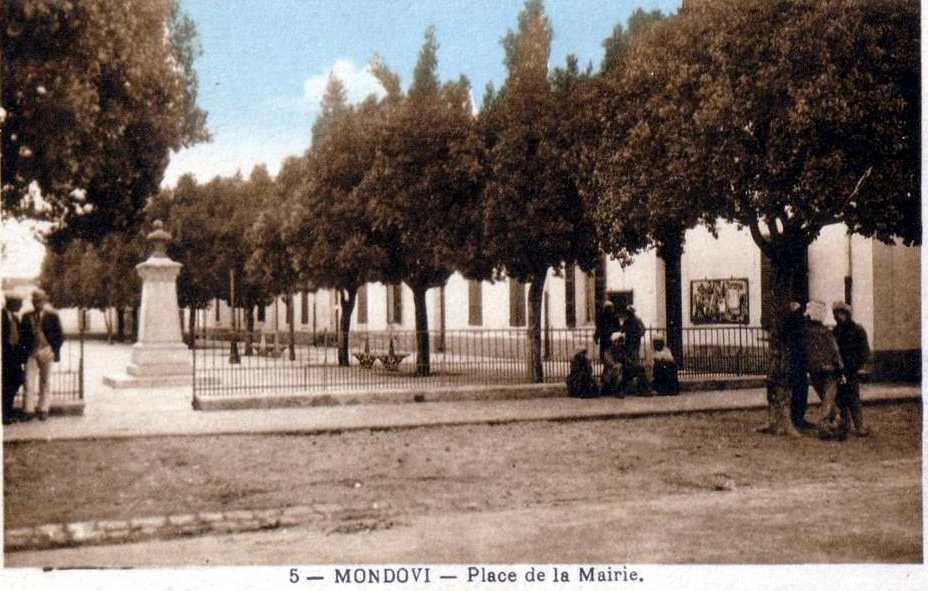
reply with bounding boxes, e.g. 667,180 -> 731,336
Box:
103,220 -> 192,388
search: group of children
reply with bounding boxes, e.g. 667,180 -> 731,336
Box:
567,332 -> 680,398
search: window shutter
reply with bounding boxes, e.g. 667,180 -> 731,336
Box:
565,264 -> 576,328
509,279 -> 526,327
468,280 -> 483,326
301,290 -> 309,325
357,284 -> 368,324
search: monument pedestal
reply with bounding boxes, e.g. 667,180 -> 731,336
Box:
103,221 -> 194,389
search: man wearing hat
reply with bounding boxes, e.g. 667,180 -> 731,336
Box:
20,289 -> 64,421
2,292 -> 26,424
832,301 -> 871,438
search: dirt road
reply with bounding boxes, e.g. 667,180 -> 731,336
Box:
4,403 -> 922,564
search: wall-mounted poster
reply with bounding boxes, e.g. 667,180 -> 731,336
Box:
690,278 -> 750,325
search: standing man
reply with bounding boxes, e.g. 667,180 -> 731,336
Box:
784,301 -> 814,431
2,293 -> 26,425
20,289 -> 64,421
622,305 -> 645,366
593,301 -> 620,364
832,302 -> 871,438
617,305 -> 646,394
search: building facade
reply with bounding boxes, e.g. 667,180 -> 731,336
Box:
206,220 -> 919,381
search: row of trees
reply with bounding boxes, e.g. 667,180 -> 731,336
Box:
31,0 -> 918,435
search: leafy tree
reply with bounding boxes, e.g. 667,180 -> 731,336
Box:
246,158 -> 305,358
38,239 -> 107,334
98,231 -> 145,341
286,76 -> 387,366
594,9 -> 696,360
600,7 -> 667,74
594,0 -> 919,434
476,0 -> 601,382
2,0 -> 208,233
359,27 -> 483,375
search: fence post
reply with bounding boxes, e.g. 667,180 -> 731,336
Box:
191,304 -> 197,406
78,315 -> 85,401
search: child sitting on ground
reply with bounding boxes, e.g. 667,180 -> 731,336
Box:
566,347 -> 598,398
645,338 -> 679,396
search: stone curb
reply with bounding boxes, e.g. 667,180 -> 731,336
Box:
4,501 -> 386,553
191,378 -> 767,412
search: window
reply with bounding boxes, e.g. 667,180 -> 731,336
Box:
564,264 -> 576,328
509,279 -> 526,327
386,283 -> 403,325
257,304 -> 266,323
214,299 -> 220,323
286,294 -> 293,325
357,284 -> 368,324
301,290 -> 309,325
468,280 -> 483,326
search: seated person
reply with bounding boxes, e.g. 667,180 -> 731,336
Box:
601,333 -> 625,397
645,338 -> 679,396
566,347 -> 598,398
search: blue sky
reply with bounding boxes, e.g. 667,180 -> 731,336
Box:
163,0 -> 681,186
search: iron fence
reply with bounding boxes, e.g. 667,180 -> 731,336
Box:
193,325 -> 769,399
13,336 -> 85,407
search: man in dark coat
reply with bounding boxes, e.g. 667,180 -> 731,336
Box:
593,301 -> 620,363
621,305 -> 645,364
3,293 -> 26,425
783,301 -> 814,430
832,302 -> 871,438
20,289 -> 64,421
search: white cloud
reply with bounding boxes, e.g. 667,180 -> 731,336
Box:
162,126 -> 310,187
303,59 -> 386,109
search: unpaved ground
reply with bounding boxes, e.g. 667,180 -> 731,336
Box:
3,403 -> 922,563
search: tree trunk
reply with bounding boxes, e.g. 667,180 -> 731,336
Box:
528,273 -> 547,383
116,307 -> 125,342
337,288 -> 357,367
103,308 -> 113,344
244,306 -> 255,356
659,239 -> 684,365
131,306 -> 139,341
187,306 -> 197,349
288,292 -> 296,361
412,284 -> 430,376
762,248 -> 805,437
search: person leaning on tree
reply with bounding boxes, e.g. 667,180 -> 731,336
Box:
803,301 -> 845,437
20,289 -> 64,421
832,301 -> 871,439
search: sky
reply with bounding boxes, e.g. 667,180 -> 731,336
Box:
163,0 -> 681,186
2,0 -> 680,279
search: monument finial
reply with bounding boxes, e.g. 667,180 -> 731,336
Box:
147,219 -> 172,257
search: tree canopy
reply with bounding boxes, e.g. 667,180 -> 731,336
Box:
592,0 -> 919,434
2,0 -> 208,238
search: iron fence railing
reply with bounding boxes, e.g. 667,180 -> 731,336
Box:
193,325 -> 769,399
13,336 -> 85,408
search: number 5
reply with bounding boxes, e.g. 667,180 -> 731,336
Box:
290,568 -> 299,583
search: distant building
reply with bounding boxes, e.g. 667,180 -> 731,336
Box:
210,220 -> 919,381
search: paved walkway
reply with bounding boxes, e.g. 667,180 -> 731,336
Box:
1,342 -> 920,443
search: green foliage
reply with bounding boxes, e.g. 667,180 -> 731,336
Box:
600,7 -> 668,74
477,0 -> 600,284
596,0 -> 919,266
360,28 -> 483,292
2,0 -> 209,238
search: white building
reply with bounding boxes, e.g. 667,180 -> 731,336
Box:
206,220 -> 919,381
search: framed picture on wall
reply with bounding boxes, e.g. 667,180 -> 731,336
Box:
690,278 -> 750,325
